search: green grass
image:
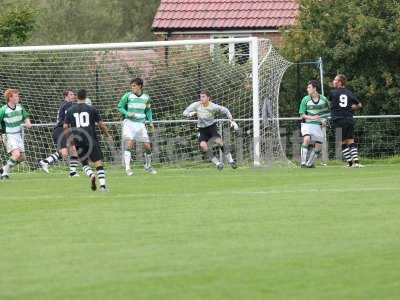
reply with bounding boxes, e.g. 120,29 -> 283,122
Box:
1,165 -> 400,300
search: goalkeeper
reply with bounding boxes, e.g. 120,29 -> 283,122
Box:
183,91 -> 238,170
298,80 -> 330,168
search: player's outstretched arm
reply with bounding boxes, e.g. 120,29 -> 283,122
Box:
215,104 -> 233,120
183,102 -> 197,117
216,104 -> 239,130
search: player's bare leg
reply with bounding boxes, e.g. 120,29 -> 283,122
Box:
143,142 -> 157,174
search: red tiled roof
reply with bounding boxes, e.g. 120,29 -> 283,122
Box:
152,0 -> 298,31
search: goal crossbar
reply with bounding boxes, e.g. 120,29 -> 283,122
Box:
0,37 -> 257,53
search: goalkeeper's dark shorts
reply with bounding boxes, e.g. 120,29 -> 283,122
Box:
52,126 -> 68,150
198,123 -> 221,143
75,140 -> 103,165
332,117 -> 355,141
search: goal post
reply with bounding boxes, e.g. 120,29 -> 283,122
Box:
0,37 -> 291,171
250,37 -> 261,167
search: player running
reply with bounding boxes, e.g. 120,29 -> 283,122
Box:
183,91 -> 239,170
0,89 -> 32,179
329,74 -> 363,168
39,90 -> 80,176
299,80 -> 330,168
118,78 -> 156,176
64,89 -> 112,191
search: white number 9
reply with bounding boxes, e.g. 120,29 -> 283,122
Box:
339,95 -> 348,108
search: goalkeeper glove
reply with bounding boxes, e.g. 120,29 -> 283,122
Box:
230,120 -> 239,131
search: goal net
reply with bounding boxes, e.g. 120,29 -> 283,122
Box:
0,37 -> 292,171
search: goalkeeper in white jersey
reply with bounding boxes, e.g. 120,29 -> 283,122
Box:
183,91 -> 238,170
0,89 -> 32,179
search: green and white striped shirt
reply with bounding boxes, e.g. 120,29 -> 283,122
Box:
0,104 -> 29,134
299,95 -> 330,125
117,92 -> 152,124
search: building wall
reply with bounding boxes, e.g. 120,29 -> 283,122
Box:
154,31 -> 285,47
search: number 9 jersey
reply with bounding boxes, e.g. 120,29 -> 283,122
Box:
329,88 -> 360,120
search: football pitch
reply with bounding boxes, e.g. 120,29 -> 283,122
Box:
1,165 -> 400,300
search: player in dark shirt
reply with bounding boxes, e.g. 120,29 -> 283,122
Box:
64,89 -> 113,192
329,74 -> 363,167
39,90 -> 80,176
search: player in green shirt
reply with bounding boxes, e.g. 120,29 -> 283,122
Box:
118,78 -> 156,176
298,80 -> 330,168
0,89 -> 32,179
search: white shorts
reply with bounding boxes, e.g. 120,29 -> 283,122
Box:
122,119 -> 150,143
4,133 -> 25,153
301,123 -> 324,144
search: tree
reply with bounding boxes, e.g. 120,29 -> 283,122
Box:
27,0 -> 161,45
0,3 -> 36,46
115,0 -> 161,42
27,0 -> 123,45
282,0 -> 400,115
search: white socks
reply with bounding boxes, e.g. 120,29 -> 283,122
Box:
124,150 -> 131,170
225,153 -> 234,164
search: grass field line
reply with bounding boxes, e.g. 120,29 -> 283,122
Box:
7,162 -> 400,177
2,186 -> 399,201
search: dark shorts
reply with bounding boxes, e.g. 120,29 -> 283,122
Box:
75,141 -> 103,165
52,127 -> 68,150
198,123 -> 221,143
333,118 -> 355,141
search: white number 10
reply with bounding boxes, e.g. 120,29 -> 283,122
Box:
73,112 -> 90,127
339,95 -> 348,108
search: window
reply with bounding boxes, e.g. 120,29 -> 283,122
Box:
211,34 -> 251,65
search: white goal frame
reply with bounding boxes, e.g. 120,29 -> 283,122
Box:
0,37 -> 266,166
